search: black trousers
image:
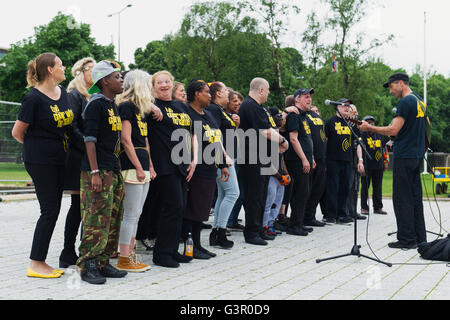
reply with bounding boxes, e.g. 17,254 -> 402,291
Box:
152,174 -> 187,259
325,159 -> 352,219
286,161 -> 311,228
347,167 -> 360,217
304,158 -> 326,222
241,164 -> 269,239
393,158 -> 426,245
361,169 -> 384,211
136,177 -> 160,241
25,163 -> 65,261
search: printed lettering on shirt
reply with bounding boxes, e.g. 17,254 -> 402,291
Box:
367,137 -> 381,149
303,121 -> 311,135
108,108 -> 122,131
375,150 -> 382,161
203,124 -> 222,144
307,114 -> 323,126
50,105 -> 74,128
165,107 -> 192,127
136,114 -> 148,136
335,122 -> 351,135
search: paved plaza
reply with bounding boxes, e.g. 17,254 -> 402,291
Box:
0,195 -> 449,301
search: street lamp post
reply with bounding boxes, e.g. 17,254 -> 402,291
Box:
107,4 -> 132,62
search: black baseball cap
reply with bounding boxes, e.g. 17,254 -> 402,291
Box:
362,115 -> 375,122
293,88 -> 314,99
383,72 -> 409,88
337,98 -> 353,105
269,107 -> 282,117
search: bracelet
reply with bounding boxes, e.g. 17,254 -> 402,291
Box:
91,169 -> 100,175
358,159 -> 363,162
279,137 -> 287,145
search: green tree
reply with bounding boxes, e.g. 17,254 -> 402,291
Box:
0,13 -> 115,103
128,40 -> 168,74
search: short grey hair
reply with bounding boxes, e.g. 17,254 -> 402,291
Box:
249,77 -> 269,92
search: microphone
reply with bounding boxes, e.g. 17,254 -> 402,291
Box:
324,99 -> 350,106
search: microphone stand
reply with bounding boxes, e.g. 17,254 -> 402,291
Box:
316,106 -> 392,267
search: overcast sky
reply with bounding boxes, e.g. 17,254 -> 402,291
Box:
1,0 -> 450,77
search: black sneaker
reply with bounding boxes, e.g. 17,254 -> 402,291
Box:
99,262 -> 128,278
337,216 -> 353,224
273,221 -> 288,232
352,213 -> 367,220
304,219 -> 326,227
388,241 -> 417,249
374,209 -> 388,215
227,223 -> 245,231
286,226 -> 308,236
322,218 -> 337,224
245,236 -> 268,246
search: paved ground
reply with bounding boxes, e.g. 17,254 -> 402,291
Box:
0,195 -> 449,301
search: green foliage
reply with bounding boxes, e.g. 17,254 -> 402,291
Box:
0,13 -> 115,103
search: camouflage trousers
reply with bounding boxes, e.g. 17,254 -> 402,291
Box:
76,170 -> 124,273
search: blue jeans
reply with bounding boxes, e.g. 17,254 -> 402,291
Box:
213,164 -> 239,228
227,163 -> 244,226
263,176 -> 285,227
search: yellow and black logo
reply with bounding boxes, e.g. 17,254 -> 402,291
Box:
166,107 -> 191,127
136,114 -> 148,137
342,137 -> 351,152
335,122 -> 351,135
108,108 -> 122,131
203,124 -> 222,144
50,104 -> 74,128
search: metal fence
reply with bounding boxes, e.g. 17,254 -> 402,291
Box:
0,100 -> 22,163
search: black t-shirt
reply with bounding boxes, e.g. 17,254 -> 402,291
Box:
362,132 -> 385,170
238,96 -> 274,165
118,102 -> 150,171
393,92 -> 426,159
285,111 -> 314,165
187,106 -> 225,179
66,88 -> 87,153
207,103 -> 238,160
306,111 -> 326,160
147,98 -> 192,177
18,86 -> 74,165
325,115 -> 352,162
81,94 -> 122,172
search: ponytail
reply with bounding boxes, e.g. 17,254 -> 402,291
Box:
26,52 -> 57,88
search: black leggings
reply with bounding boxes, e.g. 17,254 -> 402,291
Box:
25,163 -> 65,261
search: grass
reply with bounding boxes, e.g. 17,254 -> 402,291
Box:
0,163 -> 32,186
0,162 -> 449,198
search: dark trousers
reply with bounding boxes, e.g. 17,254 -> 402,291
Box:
228,163 -> 244,226
25,163 -> 65,261
347,167 -> 360,217
62,194 -> 81,254
304,158 -> 326,222
325,159 -> 352,219
393,158 -> 426,245
361,169 -> 384,210
241,164 -> 269,239
153,174 -> 187,259
286,161 -> 311,228
136,177 -> 160,241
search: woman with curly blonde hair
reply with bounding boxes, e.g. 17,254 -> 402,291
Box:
115,70 -> 162,272
59,57 -> 96,269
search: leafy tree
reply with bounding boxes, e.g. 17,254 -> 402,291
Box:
128,40 -> 168,74
0,13 -> 115,103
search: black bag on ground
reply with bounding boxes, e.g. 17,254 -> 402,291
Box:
417,234 -> 450,262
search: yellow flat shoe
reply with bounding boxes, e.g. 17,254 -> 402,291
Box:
26,268 -> 62,279
53,269 -> 65,274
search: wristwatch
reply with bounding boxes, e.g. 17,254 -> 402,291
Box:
91,169 -> 100,174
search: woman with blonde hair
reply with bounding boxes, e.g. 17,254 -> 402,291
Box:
115,70 -> 162,272
59,57 -> 95,268
12,52 -> 73,278
172,81 -> 187,104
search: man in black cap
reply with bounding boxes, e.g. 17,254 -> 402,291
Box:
284,88 -> 315,235
323,98 -> 355,224
360,115 -> 388,215
360,72 -> 427,249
